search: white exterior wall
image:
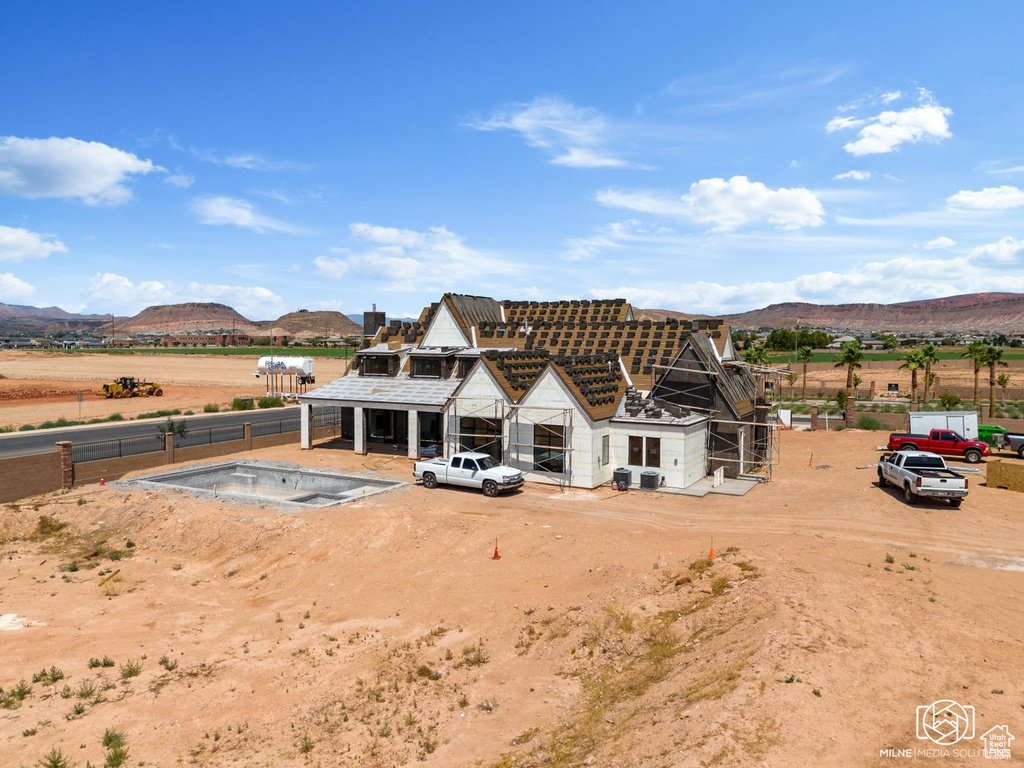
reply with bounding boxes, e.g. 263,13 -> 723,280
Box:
514,369 -> 601,488
610,420 -> 706,489
446,365 -> 510,456
420,303 -> 470,348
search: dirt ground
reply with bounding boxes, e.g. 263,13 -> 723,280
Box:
0,351 -> 352,429
1,352 -> 1023,767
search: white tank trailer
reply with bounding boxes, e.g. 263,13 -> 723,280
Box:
254,356 -> 316,396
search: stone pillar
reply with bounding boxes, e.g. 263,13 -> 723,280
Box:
244,422 -> 252,451
56,441 -> 73,489
869,380 -> 876,399
299,403 -> 313,450
354,406 -> 367,455
407,409 -> 419,459
810,405 -> 819,431
165,432 -> 175,463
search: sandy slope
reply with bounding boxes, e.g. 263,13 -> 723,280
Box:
1,428 -> 1022,767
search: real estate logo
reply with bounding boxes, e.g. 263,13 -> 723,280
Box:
916,699 -> 975,745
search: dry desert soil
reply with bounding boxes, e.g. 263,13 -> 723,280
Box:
1,351 -> 1023,768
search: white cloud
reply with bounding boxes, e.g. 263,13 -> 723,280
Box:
83,272 -> 287,318
0,225 -> 68,262
598,177 -> 825,231
969,236 -> 1024,265
587,250 -> 1024,314
924,236 -> 956,249
314,223 -> 521,292
828,89 -> 952,156
561,219 -> 673,261
679,176 -> 824,231
947,185 -> 1024,210
0,272 -> 35,303
834,170 -> 871,181
467,96 -> 629,169
881,90 -> 903,104
164,173 -> 195,188
191,196 -> 301,234
0,136 -> 160,205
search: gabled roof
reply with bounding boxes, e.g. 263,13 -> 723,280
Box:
479,350 -> 627,422
662,333 -> 760,417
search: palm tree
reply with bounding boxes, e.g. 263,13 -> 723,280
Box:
983,346 -> 1007,417
920,343 -> 939,405
797,345 -> 813,402
900,349 -> 926,408
743,345 -> 771,366
833,339 -> 863,409
961,340 -> 986,408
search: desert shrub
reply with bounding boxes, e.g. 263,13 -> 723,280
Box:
855,416 -> 885,431
203,403 -> 220,413
938,391 -> 962,411
231,398 -> 255,411
257,396 -> 285,408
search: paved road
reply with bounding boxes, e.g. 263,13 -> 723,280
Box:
0,407 -> 320,459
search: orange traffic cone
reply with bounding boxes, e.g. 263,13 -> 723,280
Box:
808,453 -> 813,468
709,536 -> 715,559
492,538 -> 501,560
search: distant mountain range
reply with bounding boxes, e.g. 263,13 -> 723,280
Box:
645,292 -> 1024,333
2,292 -> 1022,337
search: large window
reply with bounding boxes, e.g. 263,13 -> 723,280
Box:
600,434 -> 610,467
628,435 -> 660,467
361,356 -> 392,376
411,357 -> 443,378
534,424 -> 565,472
459,417 -> 502,460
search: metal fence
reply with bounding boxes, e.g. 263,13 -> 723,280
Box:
251,417 -> 301,437
176,424 -> 246,449
71,434 -> 165,464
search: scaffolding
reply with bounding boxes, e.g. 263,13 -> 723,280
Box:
507,405 -> 574,490
651,358 -> 784,482
445,398 -> 507,462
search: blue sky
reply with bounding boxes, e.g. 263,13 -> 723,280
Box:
3,2 -> 1024,320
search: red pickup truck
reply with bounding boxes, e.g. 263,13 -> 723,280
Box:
887,429 -> 991,464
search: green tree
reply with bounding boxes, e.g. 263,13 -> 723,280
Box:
982,346 -> 1007,417
785,370 -> 799,398
797,345 -> 814,402
920,343 -> 939,405
997,372 -> 1011,402
882,334 -> 899,350
833,339 -> 863,409
938,391 -> 962,411
899,349 -> 926,408
960,340 -> 986,408
743,345 -> 771,366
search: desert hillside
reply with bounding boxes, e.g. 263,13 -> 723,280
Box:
117,302 -> 262,335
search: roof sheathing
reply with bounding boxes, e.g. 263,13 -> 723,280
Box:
481,349 -> 626,421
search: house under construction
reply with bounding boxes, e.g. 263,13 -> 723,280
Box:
298,294 -> 774,489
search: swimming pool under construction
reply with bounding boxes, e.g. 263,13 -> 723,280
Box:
130,461 -> 403,508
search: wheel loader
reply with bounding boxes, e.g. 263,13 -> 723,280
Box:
96,376 -> 163,398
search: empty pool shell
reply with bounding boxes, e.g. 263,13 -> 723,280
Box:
127,461 -> 403,508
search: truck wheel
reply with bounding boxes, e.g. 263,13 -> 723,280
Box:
1018,446 -> 1024,460
154,388 -> 163,396
964,449 -> 982,464
949,499 -> 962,509
482,480 -> 499,498
899,443 -> 916,452
903,484 -> 917,505
877,470 -> 888,488
422,473 -> 438,489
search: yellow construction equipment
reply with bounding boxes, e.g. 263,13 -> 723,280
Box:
96,376 -> 163,399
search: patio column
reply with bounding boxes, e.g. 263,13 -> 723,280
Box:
354,406 -> 367,455
408,409 -> 419,459
299,402 -> 313,450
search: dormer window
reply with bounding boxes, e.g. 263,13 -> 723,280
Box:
361,355 -> 393,376
411,358 -> 443,378
457,358 -> 475,378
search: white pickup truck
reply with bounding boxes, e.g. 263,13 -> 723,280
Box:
877,450 -> 968,508
413,451 -> 524,497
